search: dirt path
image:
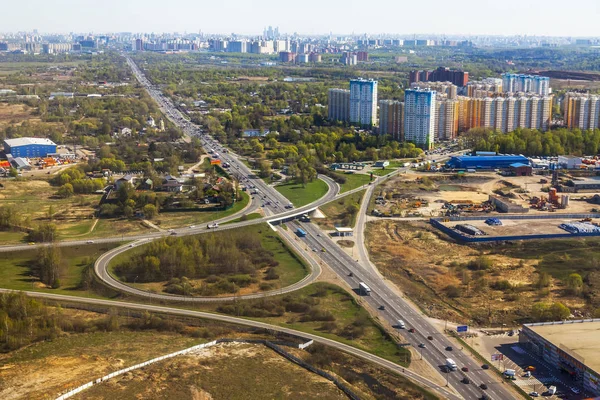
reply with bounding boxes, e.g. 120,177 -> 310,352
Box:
186,155 -> 210,174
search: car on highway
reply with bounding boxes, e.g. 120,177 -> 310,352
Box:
482,364 -> 490,370
28,242 -> 35,245
408,328 -> 415,333
480,383 -> 488,390
348,272 -> 353,277
418,343 -> 426,348
462,377 -> 470,384
446,346 -> 453,351
525,366 -> 536,372
86,240 -> 94,244
379,305 -> 385,310
427,335 -> 434,340
462,366 -> 469,372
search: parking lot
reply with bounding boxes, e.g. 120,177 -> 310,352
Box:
473,331 -> 588,399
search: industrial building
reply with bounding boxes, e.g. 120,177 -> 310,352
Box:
520,320 -> 600,396
445,155 -> 530,170
3,137 -> 57,158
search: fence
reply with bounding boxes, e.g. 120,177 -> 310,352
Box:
430,213 -> 600,243
55,338 -> 319,400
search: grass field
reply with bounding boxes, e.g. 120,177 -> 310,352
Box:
317,190 -> 365,230
214,282 -> 410,367
335,172 -> 372,193
275,178 -> 329,207
0,243 -> 121,297
109,223 -> 308,296
223,212 -> 262,224
371,168 -> 398,177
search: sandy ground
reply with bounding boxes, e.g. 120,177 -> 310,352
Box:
442,216 -> 598,237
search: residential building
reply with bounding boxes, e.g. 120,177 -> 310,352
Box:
3,137 -> 57,157
466,78 -> 503,97
227,40 -> 247,53
349,79 -> 378,128
411,81 -> 458,99
328,89 -> 350,123
378,100 -> 404,141
502,73 -> 550,95
404,88 -> 436,149
340,52 -> 357,65
435,98 -> 459,140
564,92 -> 600,130
410,66 -> 469,87
279,51 -> 296,63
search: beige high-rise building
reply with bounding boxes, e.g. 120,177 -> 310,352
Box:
411,81 -> 458,99
564,92 -> 600,130
434,98 -> 459,140
456,94 -> 552,134
379,100 -> 404,141
328,89 -> 350,123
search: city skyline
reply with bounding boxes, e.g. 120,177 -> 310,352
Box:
1,0 -> 599,37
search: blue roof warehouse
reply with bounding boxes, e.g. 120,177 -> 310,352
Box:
445,155 -> 530,170
3,137 -> 57,158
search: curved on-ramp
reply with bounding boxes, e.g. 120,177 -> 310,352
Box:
0,288 -> 461,400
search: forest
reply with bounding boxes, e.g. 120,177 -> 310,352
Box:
464,127 -> 600,156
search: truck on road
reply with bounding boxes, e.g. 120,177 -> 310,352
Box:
358,282 -> 371,296
296,228 -> 307,237
207,223 -> 219,229
445,358 -> 458,371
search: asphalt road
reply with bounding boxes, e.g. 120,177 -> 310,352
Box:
0,288 -> 461,400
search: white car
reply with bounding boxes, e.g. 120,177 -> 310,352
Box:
571,387 -> 581,394
529,392 -> 539,397
86,240 -> 94,244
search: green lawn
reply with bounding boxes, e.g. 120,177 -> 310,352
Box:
274,179 -> 328,207
0,243 -> 121,297
371,168 -> 398,177
334,172 -> 372,193
223,212 -> 262,224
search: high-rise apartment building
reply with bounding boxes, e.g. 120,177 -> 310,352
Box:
435,98 -> 459,140
502,74 -> 550,96
411,81 -> 458,99
457,94 -> 552,133
404,89 -> 436,149
379,100 -> 404,141
466,78 -> 503,97
328,89 -> 350,123
228,40 -> 247,53
564,92 -> 600,130
349,79 -> 378,127
410,67 -> 469,87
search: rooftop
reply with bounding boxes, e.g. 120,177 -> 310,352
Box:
4,137 -> 57,147
527,320 -> 600,373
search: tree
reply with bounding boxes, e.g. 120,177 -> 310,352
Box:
8,168 -> 18,178
142,204 -> 158,219
566,273 -> 583,296
57,183 -> 74,198
35,246 -> 63,288
549,302 -> 570,320
258,160 -> 272,179
27,223 -> 57,242
535,272 -> 551,289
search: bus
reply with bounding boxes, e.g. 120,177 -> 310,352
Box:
296,228 -> 307,237
358,282 -> 371,296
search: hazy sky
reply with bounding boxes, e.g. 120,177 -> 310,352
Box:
4,0 -> 599,37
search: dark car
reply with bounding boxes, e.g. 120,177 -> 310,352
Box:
418,343 -> 426,348
462,377 -> 470,384
462,366 -> 469,372
427,335 -> 434,340
348,272 -> 353,277
446,346 -> 453,351
480,383 -> 488,390
379,305 -> 385,310
482,364 -> 490,370
408,328 -> 415,333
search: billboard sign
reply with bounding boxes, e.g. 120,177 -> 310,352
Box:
457,325 -> 468,333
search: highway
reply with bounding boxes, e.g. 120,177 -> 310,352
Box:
0,288 -> 461,400
3,55 -> 514,399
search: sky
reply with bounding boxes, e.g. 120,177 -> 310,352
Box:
3,0 -> 600,37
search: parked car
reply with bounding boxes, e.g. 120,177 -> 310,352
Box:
529,391 -> 539,397
525,366 -> 536,372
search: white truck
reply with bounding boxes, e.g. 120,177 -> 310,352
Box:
207,223 -> 219,229
397,320 -> 406,329
547,386 -> 557,395
445,358 -> 458,371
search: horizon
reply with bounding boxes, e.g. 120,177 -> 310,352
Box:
2,0 -> 599,37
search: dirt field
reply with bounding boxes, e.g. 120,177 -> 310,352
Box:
0,103 -> 36,128
364,219 -> 590,326
72,342 -> 348,400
